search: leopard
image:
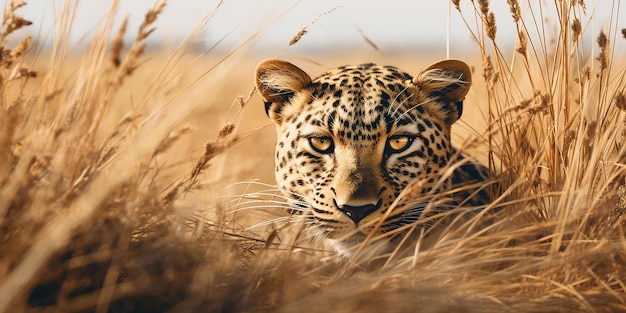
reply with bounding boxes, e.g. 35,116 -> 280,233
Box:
254,59 -> 494,259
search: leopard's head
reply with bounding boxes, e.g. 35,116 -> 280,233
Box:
255,59 -> 471,257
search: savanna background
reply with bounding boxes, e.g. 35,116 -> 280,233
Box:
1,0 -> 625,312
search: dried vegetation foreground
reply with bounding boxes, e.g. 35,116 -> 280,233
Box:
1,0 -> 626,312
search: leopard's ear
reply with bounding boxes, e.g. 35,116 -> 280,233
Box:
413,59 -> 471,124
255,59 -> 312,124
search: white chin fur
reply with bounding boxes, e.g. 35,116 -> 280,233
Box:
327,234 -> 391,260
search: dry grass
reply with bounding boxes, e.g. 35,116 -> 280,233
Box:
0,0 -> 625,312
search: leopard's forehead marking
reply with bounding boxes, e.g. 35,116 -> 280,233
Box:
301,63 -> 420,142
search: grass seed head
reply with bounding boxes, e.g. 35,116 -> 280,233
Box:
597,30 -> 608,48
452,0 -> 460,11
7,0 -> 26,11
219,123 -> 235,138
582,65 -> 590,82
562,130 -> 576,165
478,0 -> 490,15
137,1 -> 165,41
288,6 -> 340,48
16,67 -> 36,79
2,14 -> 31,37
516,30 -> 527,56
507,0 -> 521,23
477,0 -> 497,40
111,17 -> 129,67
596,31 -> 608,70
585,120 -> 598,140
11,35 -> 30,58
574,0 -> 586,10
571,18 -> 582,42
289,28 -> 308,46
486,12 -> 497,40
615,92 -> 626,111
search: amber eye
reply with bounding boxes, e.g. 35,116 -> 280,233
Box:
309,136 -> 334,154
386,135 -> 413,153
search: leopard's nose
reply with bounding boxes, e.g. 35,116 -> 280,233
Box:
336,201 -> 381,224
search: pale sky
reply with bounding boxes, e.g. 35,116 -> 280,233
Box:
4,0 -> 625,54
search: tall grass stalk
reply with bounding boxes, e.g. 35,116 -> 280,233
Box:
0,1 -> 240,311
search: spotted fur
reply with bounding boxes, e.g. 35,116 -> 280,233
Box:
255,59 -> 493,258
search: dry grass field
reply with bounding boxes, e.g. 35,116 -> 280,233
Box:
1,0 -> 626,312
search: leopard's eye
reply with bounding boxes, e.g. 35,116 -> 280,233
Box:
309,136 -> 334,154
386,135 -> 413,153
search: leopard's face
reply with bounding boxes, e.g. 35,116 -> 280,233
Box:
255,59 -> 472,257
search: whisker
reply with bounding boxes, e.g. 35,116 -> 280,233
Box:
299,227 -> 327,242
225,197 -> 294,208
246,216 -> 296,230
389,92 -> 415,119
394,98 -> 434,124
387,84 -> 412,115
226,205 -> 293,215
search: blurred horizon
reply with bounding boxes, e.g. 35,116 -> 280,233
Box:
4,0 -> 625,56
